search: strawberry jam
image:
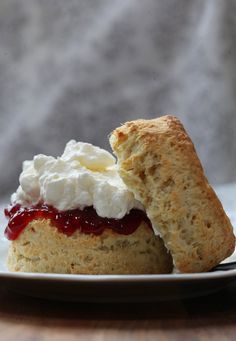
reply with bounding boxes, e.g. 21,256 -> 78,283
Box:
4,204 -> 152,240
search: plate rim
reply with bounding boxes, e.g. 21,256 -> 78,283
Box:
1,269 -> 236,283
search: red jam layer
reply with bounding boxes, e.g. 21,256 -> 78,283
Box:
4,204 -> 152,240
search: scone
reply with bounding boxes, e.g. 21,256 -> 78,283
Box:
109,115 -> 235,272
5,116 -> 235,274
6,216 -> 172,274
4,140 -> 173,274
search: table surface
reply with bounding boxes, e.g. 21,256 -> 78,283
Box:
1,283 -> 236,341
1,183 -> 236,341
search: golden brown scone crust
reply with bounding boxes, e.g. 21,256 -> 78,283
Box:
110,115 -> 235,273
7,218 -> 173,274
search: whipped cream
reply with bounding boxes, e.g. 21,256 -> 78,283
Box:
11,140 -> 143,219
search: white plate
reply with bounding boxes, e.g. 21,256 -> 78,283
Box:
1,260 -> 236,302
0,184 -> 236,302
1,235 -> 236,302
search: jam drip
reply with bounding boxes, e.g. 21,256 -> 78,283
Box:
4,204 -> 152,240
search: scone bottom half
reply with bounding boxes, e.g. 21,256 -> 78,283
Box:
109,115 -> 235,273
4,204 -> 173,274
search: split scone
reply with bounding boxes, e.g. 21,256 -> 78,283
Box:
4,116 -> 235,274
109,115 -> 235,272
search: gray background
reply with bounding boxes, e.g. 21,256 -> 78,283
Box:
0,0 -> 236,199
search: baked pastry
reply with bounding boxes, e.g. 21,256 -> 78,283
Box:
5,116 -> 235,274
109,115 -> 235,272
6,215 -> 172,274
4,140 -> 173,274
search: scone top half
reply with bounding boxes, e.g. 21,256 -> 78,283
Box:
109,115 -> 235,273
